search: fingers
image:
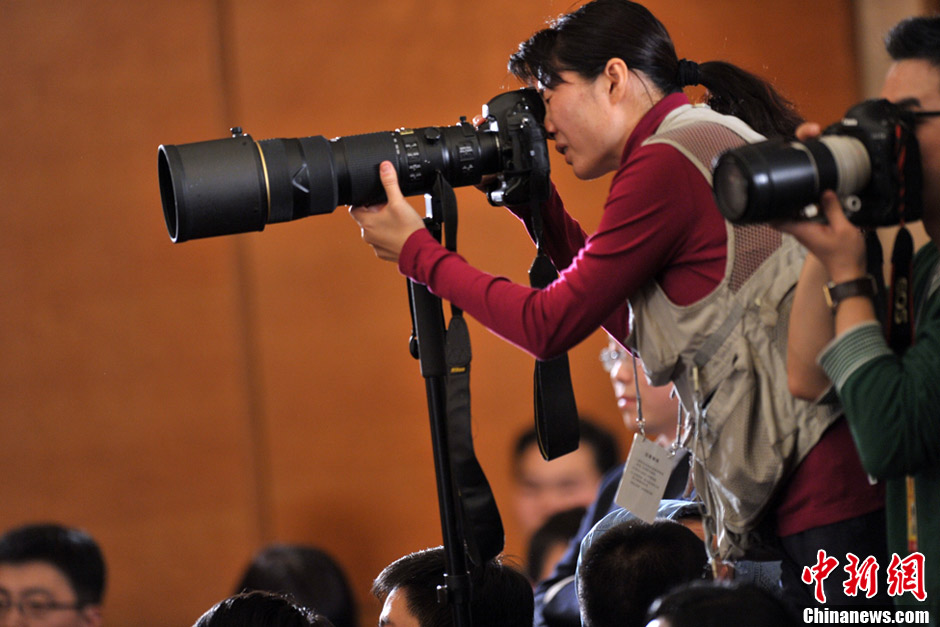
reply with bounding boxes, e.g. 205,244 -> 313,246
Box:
378,161 -> 405,205
795,122 -> 822,142
818,190 -> 852,230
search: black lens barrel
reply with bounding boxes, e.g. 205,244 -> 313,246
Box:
158,123 -> 502,242
158,135 -> 269,243
713,138 -> 844,224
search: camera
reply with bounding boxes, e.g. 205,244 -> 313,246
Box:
157,89 -> 550,242
712,99 -> 923,227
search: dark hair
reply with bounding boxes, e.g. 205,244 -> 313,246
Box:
371,546 -> 533,627
0,523 -> 106,606
646,580 -> 799,627
577,518 -> 708,627
526,506 -> 585,582
513,417 -> 620,476
234,544 -> 357,627
509,0 -> 802,139
193,591 -> 335,627
886,15 -> 940,67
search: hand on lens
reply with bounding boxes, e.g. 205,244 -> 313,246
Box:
349,161 -> 426,263
776,190 -> 867,283
795,121 -> 822,142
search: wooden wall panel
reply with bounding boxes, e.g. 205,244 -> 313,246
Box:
0,2 -> 260,625
0,0 -> 890,625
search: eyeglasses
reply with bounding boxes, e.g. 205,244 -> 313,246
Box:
0,593 -> 83,620
912,110 -> 940,125
599,346 -> 629,372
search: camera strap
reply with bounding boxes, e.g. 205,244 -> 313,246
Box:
434,174 -> 505,566
887,225 -> 915,353
887,224 -> 918,552
527,204 -> 580,461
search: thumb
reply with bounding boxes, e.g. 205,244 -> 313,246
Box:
378,161 -> 405,204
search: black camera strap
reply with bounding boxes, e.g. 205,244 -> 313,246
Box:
434,174 -> 504,566
865,230 -> 888,327
527,202 -> 580,461
887,226 -> 915,353
869,224 -> 918,552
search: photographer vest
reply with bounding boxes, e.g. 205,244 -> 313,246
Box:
626,104 -> 841,560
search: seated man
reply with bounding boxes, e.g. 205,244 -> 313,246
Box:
0,522 -> 106,626
372,546 -> 532,627
512,417 -> 621,544
577,517 -> 709,627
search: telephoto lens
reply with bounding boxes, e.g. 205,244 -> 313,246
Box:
158,126 -> 500,243
712,136 -> 870,224
157,88 -> 548,243
712,98 -> 923,227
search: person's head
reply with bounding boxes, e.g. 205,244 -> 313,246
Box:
600,339 -> 679,446
577,518 -> 708,627
512,418 -> 620,538
0,523 -> 106,627
193,591 -> 335,627
234,544 -> 357,627
645,580 -> 799,627
883,16 -> 940,228
526,507 -> 586,584
509,0 -> 801,179
371,546 -> 533,627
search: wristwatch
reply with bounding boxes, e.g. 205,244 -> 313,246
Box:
823,274 -> 878,312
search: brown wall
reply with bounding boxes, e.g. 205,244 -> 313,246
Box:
0,1 -> 863,625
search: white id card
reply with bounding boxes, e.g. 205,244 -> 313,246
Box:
614,433 -> 675,523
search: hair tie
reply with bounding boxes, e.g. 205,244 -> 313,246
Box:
676,59 -> 701,87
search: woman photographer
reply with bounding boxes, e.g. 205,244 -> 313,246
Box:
350,0 -> 884,608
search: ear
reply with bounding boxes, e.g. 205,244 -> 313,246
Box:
602,58 -> 630,102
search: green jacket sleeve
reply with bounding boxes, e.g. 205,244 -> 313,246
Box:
818,245 -> 940,479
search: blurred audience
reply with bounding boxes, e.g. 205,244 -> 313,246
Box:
0,522 -> 106,627
372,545 -> 532,627
512,417 -> 621,541
645,580 -> 799,627
526,507 -> 586,584
193,591 -> 335,627
234,543 -> 357,627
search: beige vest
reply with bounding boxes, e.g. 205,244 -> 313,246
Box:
625,105 -> 840,560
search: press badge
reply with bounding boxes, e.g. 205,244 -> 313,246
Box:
614,433 -> 675,523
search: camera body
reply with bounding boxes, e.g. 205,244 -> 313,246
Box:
158,89 -> 550,242
712,99 -> 923,227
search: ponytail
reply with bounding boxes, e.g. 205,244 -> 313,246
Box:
698,61 -> 803,139
510,0 -> 802,139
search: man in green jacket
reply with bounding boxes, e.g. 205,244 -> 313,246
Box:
782,15 -> 940,621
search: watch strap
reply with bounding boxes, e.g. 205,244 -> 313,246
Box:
824,274 -> 878,311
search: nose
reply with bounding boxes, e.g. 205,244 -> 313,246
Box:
543,109 -> 556,139
610,356 -> 634,386
1,605 -> 27,627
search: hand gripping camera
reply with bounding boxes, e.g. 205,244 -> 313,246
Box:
157,89 -> 550,242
